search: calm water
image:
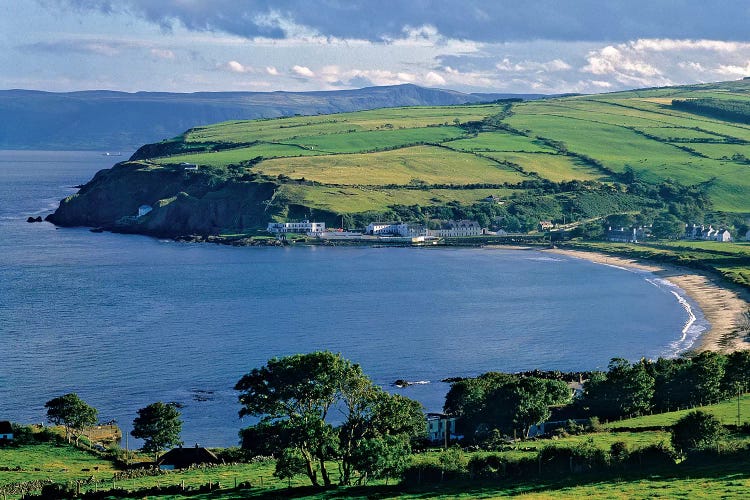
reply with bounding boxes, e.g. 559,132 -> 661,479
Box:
0,151 -> 708,447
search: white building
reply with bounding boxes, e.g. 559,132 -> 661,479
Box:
267,220 -> 325,234
180,162 -> 198,171
431,220 -> 483,237
365,222 -> 425,237
716,229 -> 732,242
137,205 -> 153,217
426,413 -> 458,444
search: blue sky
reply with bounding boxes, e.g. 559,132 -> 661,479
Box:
3,1 -> 750,93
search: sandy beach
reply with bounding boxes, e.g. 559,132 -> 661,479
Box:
542,248 -> 750,354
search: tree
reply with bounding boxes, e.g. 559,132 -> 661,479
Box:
671,410 -> 724,454
45,393 -> 98,444
235,351 -> 424,487
131,402 -> 183,462
651,213 -> 684,239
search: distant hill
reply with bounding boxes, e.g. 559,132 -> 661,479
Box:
0,85 -> 545,150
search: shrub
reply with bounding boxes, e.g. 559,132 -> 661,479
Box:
671,410 -> 725,454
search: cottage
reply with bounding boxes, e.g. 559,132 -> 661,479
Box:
267,220 -> 325,234
0,421 -> 13,442
137,205 -> 152,217
716,229 -> 732,242
482,195 -> 503,204
158,445 -> 220,470
179,162 -> 198,171
538,220 -> 554,231
426,413 -> 459,444
606,227 -> 637,243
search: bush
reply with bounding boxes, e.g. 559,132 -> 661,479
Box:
627,442 -> 676,468
671,410 -> 725,454
468,454 -> 507,479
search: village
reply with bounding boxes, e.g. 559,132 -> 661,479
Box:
266,218 -> 750,245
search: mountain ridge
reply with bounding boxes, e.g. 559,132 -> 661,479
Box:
0,84 -> 546,151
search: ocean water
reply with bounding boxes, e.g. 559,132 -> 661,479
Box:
0,150 -> 708,447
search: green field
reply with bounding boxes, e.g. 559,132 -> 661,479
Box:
134,79 -> 750,217
255,145 -> 529,186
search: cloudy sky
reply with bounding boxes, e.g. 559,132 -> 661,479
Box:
3,1 -> 750,94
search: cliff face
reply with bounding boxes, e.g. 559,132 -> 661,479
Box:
47,161 -> 278,237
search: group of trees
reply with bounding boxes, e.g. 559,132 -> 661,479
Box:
443,372 -> 572,440
235,351 -> 425,486
672,98 -> 750,125
43,393 -> 182,461
579,352 -> 750,420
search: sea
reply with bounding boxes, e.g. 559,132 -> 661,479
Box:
0,150 -> 709,447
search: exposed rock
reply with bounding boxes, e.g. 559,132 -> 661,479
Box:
26,216 -> 43,223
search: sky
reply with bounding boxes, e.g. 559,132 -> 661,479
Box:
2,1 -> 750,94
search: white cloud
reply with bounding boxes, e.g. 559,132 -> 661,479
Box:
630,39 -> 749,53
715,62 -> 750,77
150,48 -> 175,59
225,60 -> 253,73
292,65 -> 315,78
496,58 -> 571,72
424,71 -> 446,86
265,66 -> 279,76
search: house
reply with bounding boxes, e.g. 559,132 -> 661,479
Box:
716,229 -> 732,242
137,205 -> 152,217
0,421 -> 13,442
158,445 -> 220,470
430,220 -> 483,237
267,220 -> 325,234
482,195 -> 503,204
426,413 -> 460,444
606,226 -> 637,243
538,220 -> 554,231
179,162 -> 198,171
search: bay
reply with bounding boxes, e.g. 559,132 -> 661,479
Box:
0,150 -> 707,447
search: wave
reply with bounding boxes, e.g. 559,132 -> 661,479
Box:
652,278 -> 707,357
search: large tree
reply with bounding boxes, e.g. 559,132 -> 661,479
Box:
44,393 -> 98,444
235,351 -> 424,487
131,402 -> 183,462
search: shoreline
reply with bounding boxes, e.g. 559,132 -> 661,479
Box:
542,247 -> 750,354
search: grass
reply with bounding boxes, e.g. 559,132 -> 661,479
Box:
443,131 -> 556,153
278,185 -> 516,213
255,145 -> 530,186
0,443 -> 118,485
604,394 -> 750,429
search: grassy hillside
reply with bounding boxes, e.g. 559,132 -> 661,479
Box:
50,79 -> 750,237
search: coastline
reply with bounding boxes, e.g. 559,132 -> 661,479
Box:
543,247 -> 750,354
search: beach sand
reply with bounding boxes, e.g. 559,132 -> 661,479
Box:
543,248 -> 750,354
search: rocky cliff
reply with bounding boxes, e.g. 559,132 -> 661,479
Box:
46,161 -> 279,237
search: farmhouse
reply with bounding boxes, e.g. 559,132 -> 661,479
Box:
158,445 -> 220,470
267,220 -> 325,234
0,421 -> 13,442
538,220 -> 554,231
